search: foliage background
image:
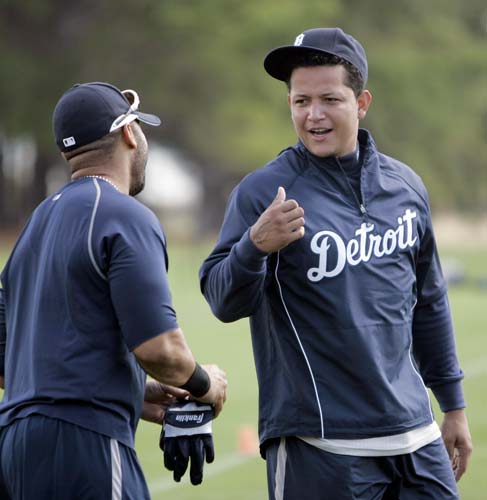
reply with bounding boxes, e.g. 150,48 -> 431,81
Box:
0,1 -> 486,498
0,0 -> 486,231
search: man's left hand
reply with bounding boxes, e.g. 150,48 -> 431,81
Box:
141,380 -> 189,424
441,409 -> 473,482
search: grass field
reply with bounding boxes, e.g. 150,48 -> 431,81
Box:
0,241 -> 485,499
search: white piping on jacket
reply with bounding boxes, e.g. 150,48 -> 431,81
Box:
275,251 -> 325,438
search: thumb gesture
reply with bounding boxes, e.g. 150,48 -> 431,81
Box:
272,186 -> 286,204
250,186 -> 305,253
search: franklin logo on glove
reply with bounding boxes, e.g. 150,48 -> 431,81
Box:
160,400 -> 215,485
174,413 -> 205,425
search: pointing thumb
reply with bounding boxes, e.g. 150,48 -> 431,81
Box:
274,186 -> 286,204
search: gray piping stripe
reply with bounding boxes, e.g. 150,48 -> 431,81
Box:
408,298 -> 434,422
408,345 -> 434,421
275,252 -> 325,438
274,437 -> 287,500
111,439 -> 122,500
88,178 -> 108,281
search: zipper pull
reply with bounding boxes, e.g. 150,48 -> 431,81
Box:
360,204 -> 372,225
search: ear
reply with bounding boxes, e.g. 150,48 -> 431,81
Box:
357,90 -> 372,120
121,123 -> 138,149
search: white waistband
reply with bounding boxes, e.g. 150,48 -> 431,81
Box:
299,421 -> 441,457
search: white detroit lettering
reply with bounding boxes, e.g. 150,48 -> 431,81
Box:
307,209 -> 418,282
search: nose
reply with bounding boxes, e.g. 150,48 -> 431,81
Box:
308,101 -> 326,121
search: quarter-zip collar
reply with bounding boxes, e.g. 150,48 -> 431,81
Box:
294,129 -> 377,221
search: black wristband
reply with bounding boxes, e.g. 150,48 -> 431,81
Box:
180,362 -> 211,398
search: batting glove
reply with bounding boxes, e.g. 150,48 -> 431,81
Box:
160,400 -> 215,485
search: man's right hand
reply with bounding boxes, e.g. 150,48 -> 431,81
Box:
196,364 -> 227,417
250,187 -> 305,253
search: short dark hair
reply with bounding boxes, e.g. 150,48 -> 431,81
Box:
285,52 -> 364,97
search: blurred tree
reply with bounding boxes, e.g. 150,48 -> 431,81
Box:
0,0 -> 485,233
341,0 -> 487,212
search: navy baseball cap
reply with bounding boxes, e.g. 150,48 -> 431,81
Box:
53,82 -> 161,152
264,28 -> 368,85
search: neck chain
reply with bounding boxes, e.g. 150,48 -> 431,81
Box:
84,175 -> 120,192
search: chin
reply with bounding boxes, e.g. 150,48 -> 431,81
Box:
300,138 -> 334,158
308,145 -> 335,158
130,181 -> 145,197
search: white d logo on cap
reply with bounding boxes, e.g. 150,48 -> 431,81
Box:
294,34 -> 305,46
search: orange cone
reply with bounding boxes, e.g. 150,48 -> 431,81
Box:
237,424 -> 260,456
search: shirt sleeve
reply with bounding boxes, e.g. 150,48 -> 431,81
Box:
415,208 -> 448,305
412,208 -> 465,412
199,185 -> 269,323
100,206 -> 179,351
0,288 -> 6,376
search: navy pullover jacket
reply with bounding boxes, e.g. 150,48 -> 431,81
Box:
200,130 -> 465,445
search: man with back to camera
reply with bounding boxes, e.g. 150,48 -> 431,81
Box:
199,28 -> 472,499
0,82 -> 227,499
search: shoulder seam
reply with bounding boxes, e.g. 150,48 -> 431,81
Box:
381,168 -> 429,207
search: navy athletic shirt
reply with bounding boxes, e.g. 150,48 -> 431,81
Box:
0,177 -> 178,448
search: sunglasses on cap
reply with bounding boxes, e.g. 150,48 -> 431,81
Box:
109,89 -> 141,133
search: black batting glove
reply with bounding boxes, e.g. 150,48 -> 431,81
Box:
160,400 -> 215,485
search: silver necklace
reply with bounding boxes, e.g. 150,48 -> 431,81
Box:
84,175 -> 120,192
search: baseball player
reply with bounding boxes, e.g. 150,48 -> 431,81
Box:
0,82 -> 227,499
199,28 -> 472,499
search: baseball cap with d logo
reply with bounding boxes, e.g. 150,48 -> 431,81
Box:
263,27 -> 368,85
53,82 -> 161,152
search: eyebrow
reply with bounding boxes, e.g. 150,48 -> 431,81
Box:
291,92 -> 341,98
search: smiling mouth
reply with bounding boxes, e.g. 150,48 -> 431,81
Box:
309,128 -> 332,136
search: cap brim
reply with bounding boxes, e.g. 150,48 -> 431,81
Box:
135,111 -> 161,127
264,45 -> 337,81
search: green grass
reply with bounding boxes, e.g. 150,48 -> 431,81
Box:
0,241 -> 486,499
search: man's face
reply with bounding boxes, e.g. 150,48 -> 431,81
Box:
288,64 -> 371,158
129,122 -> 149,196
